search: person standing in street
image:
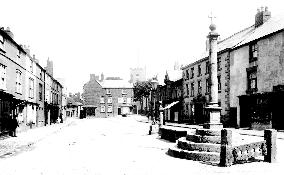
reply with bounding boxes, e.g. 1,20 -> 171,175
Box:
10,114 -> 19,137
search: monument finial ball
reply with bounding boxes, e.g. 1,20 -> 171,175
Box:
209,23 -> 216,31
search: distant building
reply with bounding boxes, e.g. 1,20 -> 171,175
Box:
157,70 -> 183,123
129,67 -> 146,84
82,74 -> 134,117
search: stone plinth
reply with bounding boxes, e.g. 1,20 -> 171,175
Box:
204,105 -> 223,129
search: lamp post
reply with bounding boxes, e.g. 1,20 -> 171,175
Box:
149,78 -> 159,135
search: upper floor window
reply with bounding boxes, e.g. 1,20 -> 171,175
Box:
17,49 -> 20,58
247,67 -> 257,93
190,82 -> 194,97
198,80 -> 202,94
100,97 -> 105,103
30,59 -> 33,73
123,97 -> 127,104
122,89 -> 126,94
217,57 -> 221,71
218,75 -> 221,92
190,67 -> 194,79
16,70 -> 22,94
205,61 -> 209,74
250,43 -> 258,62
106,89 -> 111,95
186,70 -> 189,79
198,65 -> 202,77
206,78 -> 210,94
0,64 -> 7,90
29,78 -> 34,98
39,83 -> 43,101
40,70 -> 43,80
186,84 -> 189,96
107,97 -> 112,103
0,35 -> 4,52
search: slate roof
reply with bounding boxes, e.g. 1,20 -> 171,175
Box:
183,13 -> 284,68
101,80 -> 133,89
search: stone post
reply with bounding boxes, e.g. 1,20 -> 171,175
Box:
220,129 -> 233,167
264,129 -> 277,163
204,21 -> 223,129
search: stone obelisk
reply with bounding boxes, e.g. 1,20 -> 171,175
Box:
204,17 -> 223,129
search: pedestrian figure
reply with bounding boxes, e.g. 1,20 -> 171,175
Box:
59,113 -> 63,123
10,114 -> 19,137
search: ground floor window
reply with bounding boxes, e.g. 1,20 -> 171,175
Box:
107,105 -> 112,113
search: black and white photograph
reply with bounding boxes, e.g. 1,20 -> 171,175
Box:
0,0 -> 284,174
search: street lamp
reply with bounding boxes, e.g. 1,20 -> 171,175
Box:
149,78 -> 159,135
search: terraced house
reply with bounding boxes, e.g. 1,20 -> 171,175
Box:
182,7 -> 284,130
0,27 -> 63,135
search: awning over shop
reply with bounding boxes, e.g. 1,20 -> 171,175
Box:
162,101 -> 179,110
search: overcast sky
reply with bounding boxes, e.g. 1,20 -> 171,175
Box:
1,0 -> 283,93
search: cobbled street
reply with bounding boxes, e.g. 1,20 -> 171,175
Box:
0,115 -> 284,175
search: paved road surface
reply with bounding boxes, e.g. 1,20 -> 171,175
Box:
0,115 -> 283,175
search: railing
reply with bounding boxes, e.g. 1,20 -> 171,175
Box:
220,129 -> 277,167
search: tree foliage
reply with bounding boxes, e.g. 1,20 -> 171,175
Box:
133,80 -> 152,102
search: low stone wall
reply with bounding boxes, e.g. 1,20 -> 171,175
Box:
160,127 -> 187,142
220,129 -> 277,167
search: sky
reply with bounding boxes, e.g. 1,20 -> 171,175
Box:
1,0 -> 284,93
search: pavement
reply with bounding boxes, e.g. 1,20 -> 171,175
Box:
0,118 -> 76,158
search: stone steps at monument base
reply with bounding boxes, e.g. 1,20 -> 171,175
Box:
168,146 -> 220,163
186,134 -> 221,144
195,128 -> 221,136
177,137 -> 221,153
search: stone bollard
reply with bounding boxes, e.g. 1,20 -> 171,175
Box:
220,129 -> 233,167
264,129 -> 277,163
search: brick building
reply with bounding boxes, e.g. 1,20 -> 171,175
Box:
82,74 -> 134,117
182,7 -> 284,129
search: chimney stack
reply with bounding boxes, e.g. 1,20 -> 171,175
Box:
255,6 -> 271,27
5,27 -> 14,39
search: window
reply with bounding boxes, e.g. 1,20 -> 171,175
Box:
29,78 -> 34,98
16,70 -> 22,94
0,35 -> 4,51
198,80 -> 202,94
30,59 -> 33,73
186,84 -> 189,96
123,97 -> 127,104
118,97 -> 123,103
198,65 -> 201,76
247,69 -> 257,92
250,43 -> 258,62
190,82 -> 194,97
106,89 -> 111,95
100,97 -> 105,103
107,97 -> 112,103
122,89 -> 126,94
17,49 -> 20,58
100,105 -> 105,113
206,78 -> 210,94
205,61 -> 209,74
186,70 -> 189,79
0,64 -> 6,90
217,57 -> 221,71
107,105 -> 113,113
40,70 -> 43,80
39,83 -> 43,101
218,75 -> 221,92
190,67 -> 194,79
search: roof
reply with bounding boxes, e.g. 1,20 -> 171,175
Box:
101,80 -> 133,89
183,13 -> 284,68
